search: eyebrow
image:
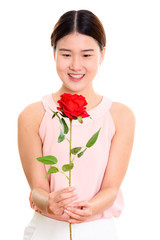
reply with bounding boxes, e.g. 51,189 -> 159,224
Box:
59,48 -> 94,52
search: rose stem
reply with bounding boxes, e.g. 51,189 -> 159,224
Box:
69,118 -> 72,240
69,118 -> 72,186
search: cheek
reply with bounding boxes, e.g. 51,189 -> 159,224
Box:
86,59 -> 99,72
56,58 -> 67,74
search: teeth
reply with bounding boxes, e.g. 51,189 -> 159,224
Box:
69,74 -> 84,79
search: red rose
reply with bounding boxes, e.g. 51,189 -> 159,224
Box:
57,93 -> 90,120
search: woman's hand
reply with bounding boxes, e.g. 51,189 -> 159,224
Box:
29,186 -> 78,216
64,201 -> 93,223
47,187 -> 78,216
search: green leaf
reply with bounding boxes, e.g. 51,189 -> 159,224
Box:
49,108 -> 60,119
77,116 -> 83,124
37,155 -> 58,165
86,128 -> 101,148
58,129 -> 65,143
71,147 -> 82,155
59,118 -> 69,134
77,148 -> 87,158
62,163 -> 74,172
52,113 -> 56,119
45,166 -> 59,178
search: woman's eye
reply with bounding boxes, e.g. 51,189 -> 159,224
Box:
62,54 -> 71,57
83,54 -> 92,58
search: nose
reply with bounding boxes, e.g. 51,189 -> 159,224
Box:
69,56 -> 82,71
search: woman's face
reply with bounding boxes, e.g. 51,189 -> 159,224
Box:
54,32 -> 105,93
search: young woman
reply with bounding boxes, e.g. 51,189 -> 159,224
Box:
18,10 -> 135,240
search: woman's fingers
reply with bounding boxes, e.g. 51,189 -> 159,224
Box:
55,189 -> 78,207
65,206 -> 90,217
56,186 -> 76,195
64,208 -> 86,223
72,201 -> 90,208
64,201 -> 93,223
47,186 -> 78,215
58,195 -> 78,207
56,192 -> 77,203
50,187 -> 77,202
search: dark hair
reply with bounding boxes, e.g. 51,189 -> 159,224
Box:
51,10 -> 106,51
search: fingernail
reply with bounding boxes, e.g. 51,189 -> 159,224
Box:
73,196 -> 78,200
69,187 -> 75,191
67,203 -> 75,207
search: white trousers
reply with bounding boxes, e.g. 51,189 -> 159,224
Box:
23,212 -> 119,240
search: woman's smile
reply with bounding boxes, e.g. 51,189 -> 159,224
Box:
68,74 -> 85,81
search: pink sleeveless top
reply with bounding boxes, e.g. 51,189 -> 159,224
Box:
39,94 -> 124,222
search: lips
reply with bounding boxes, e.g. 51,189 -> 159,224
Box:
68,74 -> 85,81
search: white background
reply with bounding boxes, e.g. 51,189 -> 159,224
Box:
0,0 -> 160,239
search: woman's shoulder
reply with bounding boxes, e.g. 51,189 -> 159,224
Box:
18,101 -> 45,131
110,101 -> 136,131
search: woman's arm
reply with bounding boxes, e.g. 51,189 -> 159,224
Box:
18,102 -> 50,212
18,102 -> 77,216
89,102 -> 136,215
64,102 -> 136,223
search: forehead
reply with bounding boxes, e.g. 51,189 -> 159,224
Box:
56,32 -> 100,51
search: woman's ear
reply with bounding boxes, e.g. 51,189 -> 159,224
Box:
99,47 -> 106,65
